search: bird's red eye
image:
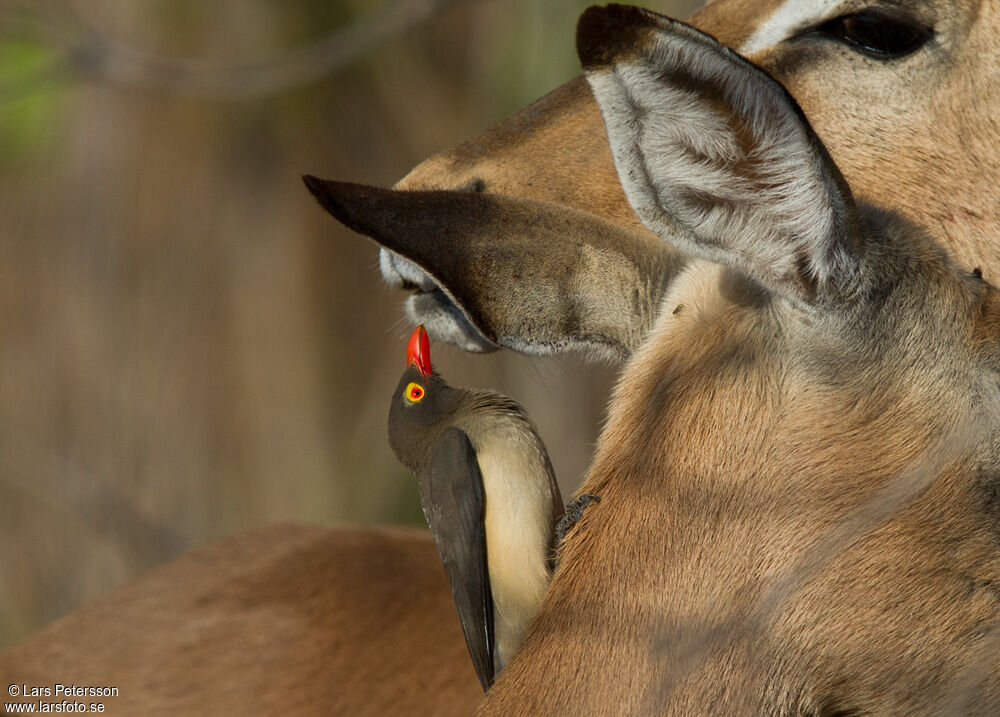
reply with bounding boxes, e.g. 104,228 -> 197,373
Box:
405,382 -> 425,403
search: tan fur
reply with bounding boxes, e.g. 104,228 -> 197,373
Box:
0,525 -> 481,716
478,208 -> 1000,715
470,7 -> 1000,709
395,76 -> 642,234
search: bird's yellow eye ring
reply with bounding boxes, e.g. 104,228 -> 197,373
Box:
405,382 -> 425,403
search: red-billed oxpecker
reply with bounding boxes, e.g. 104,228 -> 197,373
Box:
388,326 -> 595,689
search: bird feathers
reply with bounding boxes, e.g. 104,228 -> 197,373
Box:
423,427 -> 496,690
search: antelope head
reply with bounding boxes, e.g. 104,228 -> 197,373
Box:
309,0 -> 1000,359
471,6 -> 1000,714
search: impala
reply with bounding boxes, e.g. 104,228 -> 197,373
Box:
477,6 -> 1000,711
3,1 -> 999,713
312,6 -> 1000,711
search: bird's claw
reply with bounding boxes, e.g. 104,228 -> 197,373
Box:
554,493 -> 601,548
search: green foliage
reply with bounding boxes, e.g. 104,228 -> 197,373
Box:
0,40 -> 62,166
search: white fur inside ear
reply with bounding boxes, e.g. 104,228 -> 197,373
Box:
406,291 -> 495,353
379,248 -> 438,291
380,248 -> 495,352
586,25 -> 853,300
384,249 -> 626,360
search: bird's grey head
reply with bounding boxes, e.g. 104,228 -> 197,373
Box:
388,326 -> 465,475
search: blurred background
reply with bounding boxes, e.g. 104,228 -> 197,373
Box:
0,0 -> 698,648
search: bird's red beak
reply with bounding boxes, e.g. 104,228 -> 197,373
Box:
407,325 -> 433,377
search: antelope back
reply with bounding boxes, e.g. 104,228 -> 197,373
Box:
474,7 -> 1000,714
311,0 -> 1000,358
0,525 -> 482,716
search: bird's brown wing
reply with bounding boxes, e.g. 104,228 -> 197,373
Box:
422,427 -> 495,690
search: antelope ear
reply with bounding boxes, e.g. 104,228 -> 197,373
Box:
577,5 -> 860,304
303,177 -> 680,361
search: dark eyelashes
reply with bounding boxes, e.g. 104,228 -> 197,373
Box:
803,11 -> 933,60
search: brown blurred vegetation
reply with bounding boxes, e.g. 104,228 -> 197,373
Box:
0,0 -> 697,647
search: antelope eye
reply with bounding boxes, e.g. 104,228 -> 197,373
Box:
812,12 -> 932,59
405,382 -> 425,403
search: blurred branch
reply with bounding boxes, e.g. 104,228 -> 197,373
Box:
0,0 -> 471,101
